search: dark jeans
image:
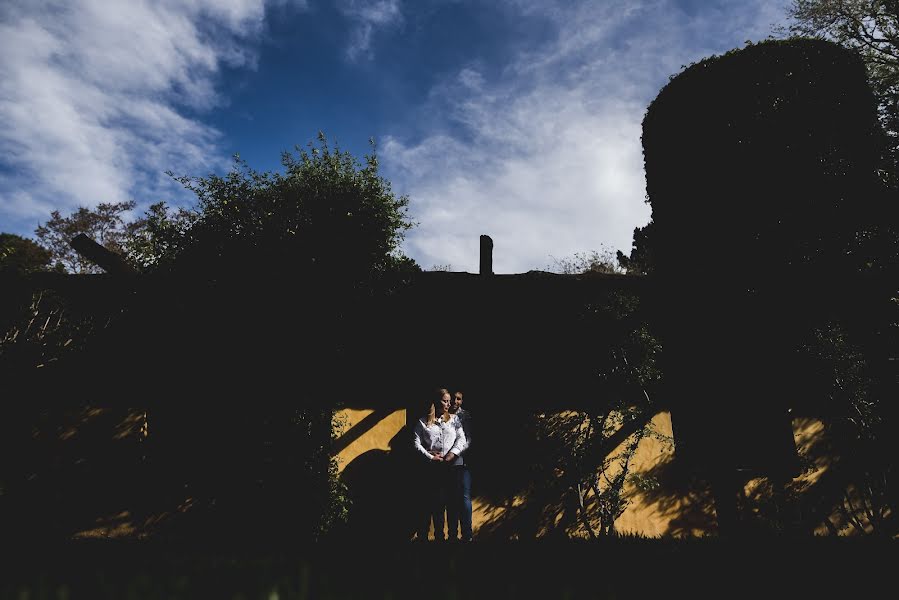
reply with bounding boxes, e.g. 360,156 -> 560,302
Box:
418,461 -> 448,541
447,466 -> 472,541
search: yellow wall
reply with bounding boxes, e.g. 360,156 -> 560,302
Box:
333,409 -> 694,538
31,407 -> 871,540
330,410 -> 883,539
334,408 -> 407,473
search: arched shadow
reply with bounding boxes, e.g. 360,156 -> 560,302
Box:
336,424 -> 419,542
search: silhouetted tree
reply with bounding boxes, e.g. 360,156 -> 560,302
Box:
121,201 -> 198,271
4,135 -> 416,543
785,0 -> 899,184
616,221 -> 655,276
0,233 -> 55,274
549,248 -> 623,275
523,253 -> 664,538
642,39 -> 889,535
34,201 -> 143,273
128,134 -> 416,542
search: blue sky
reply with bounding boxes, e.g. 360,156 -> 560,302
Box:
0,0 -> 789,273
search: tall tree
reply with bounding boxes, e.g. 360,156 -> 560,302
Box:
786,0 -> 899,182
119,134 -> 415,542
616,221 -> 655,276
642,39 -> 889,535
34,201 -> 143,273
524,253 -> 663,538
120,201 -> 198,271
0,233 -> 55,274
6,135 -> 415,543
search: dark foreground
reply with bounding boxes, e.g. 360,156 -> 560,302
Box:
2,537 -> 896,599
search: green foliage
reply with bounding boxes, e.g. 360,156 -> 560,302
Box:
320,411 -> 351,534
785,0 -> 899,183
121,202 -> 198,271
616,221 -> 654,275
4,134 -> 416,543
794,322 -> 894,535
34,201 -> 143,273
0,233 -> 55,274
132,134 -> 417,541
535,254 -> 664,537
0,227 -> 131,370
644,38 -> 884,284
642,37 -> 895,535
0,288 -> 115,371
534,403 -> 670,538
156,133 -> 414,282
548,248 -> 623,275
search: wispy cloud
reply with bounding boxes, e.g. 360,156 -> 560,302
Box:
383,0 -> 789,273
0,0 -> 305,234
338,0 -> 403,61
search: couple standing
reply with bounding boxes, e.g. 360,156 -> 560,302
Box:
413,388 -> 473,542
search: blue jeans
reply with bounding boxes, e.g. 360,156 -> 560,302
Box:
447,466 -> 472,541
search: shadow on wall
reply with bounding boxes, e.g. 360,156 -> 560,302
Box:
334,401 -> 546,541
474,409 -> 683,540
334,408 -> 886,539
337,424 -> 420,542
775,417 -> 893,536
2,406 -> 348,546
627,456 -> 718,537
333,406 -> 694,540
628,417 -> 895,537
5,409 -> 884,542
0,407 -> 153,541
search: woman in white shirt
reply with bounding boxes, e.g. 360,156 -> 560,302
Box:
412,388 -> 467,541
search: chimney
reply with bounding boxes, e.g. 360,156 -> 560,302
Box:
479,235 -> 493,276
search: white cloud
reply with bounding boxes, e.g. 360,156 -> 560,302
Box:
0,0 -> 305,235
338,0 -> 403,61
383,0 -> 789,273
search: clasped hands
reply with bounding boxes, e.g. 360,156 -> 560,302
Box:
430,450 -> 456,462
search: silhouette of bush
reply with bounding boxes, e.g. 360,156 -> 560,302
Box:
641,39 -> 891,534
644,39 -> 883,286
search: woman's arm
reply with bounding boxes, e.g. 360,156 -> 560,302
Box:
413,420 -> 438,460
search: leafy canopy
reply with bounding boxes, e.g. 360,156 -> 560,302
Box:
0,233 -> 55,274
144,133 -> 416,285
786,0 -> 899,181
34,201 -> 142,274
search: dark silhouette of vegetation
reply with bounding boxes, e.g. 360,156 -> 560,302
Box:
34,201 -> 144,274
129,134 -> 415,544
1,134 -> 417,545
641,38 -> 895,535
2,537 -> 896,598
784,0 -> 899,187
452,252 -> 667,540
4,33 -> 899,554
0,233 -> 55,274
617,221 -> 655,276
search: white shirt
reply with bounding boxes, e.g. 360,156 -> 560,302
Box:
413,414 -> 467,461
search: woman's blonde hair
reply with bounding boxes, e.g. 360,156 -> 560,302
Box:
424,399 -> 436,427
426,388 -> 452,426
436,388 -> 452,423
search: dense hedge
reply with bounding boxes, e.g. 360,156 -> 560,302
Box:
641,39 -> 888,483
643,38 -> 883,287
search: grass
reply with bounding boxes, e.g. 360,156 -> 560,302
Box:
1,536 -> 896,599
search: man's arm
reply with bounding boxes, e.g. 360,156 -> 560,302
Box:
444,420 -> 468,462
